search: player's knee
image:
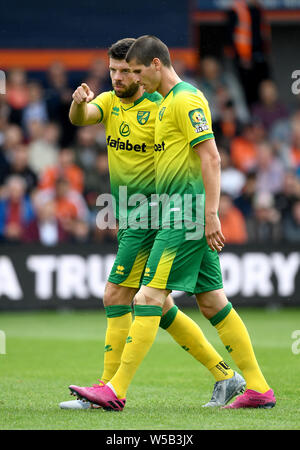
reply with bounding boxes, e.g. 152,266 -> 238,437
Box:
196,289 -> 228,319
134,290 -> 147,306
162,294 -> 175,316
134,286 -> 170,307
197,303 -> 211,319
103,282 -> 137,307
102,282 -> 123,307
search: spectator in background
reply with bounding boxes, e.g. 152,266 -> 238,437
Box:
73,125 -> 104,174
22,81 -> 48,137
270,110 -> 300,172
269,116 -> 292,169
4,144 -> 38,194
218,192 -> 248,244
0,124 -> 24,187
220,146 -> 246,199
0,175 -> 35,243
71,218 -> 91,243
39,147 -> 84,194
95,122 -> 108,148
247,191 -> 281,243
0,147 -> 10,190
23,199 -> 70,245
251,79 -> 289,133
6,68 -> 29,126
172,59 -> 198,87
72,125 -> 109,206
86,150 -> 111,211
27,121 -> 60,175
0,144 -> 10,190
34,176 -> 89,234
0,95 -> 9,146
275,170 -> 300,220
251,117 -> 267,144
86,148 -> 115,243
289,110 -> 300,172
52,177 -> 90,241
52,177 -> 81,233
256,141 -> 285,195
45,61 -> 72,117
1,123 -> 24,158
282,200 -> 300,243
230,122 -> 258,173
197,56 -> 249,125
45,61 -> 76,147
214,99 -> 243,147
86,57 -> 111,93
291,91 -> 300,114
234,171 -> 257,218
225,0 -> 271,107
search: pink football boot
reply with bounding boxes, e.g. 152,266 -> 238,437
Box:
222,388 -> 276,409
69,381 -> 126,411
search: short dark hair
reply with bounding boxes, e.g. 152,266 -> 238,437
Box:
126,35 -> 171,67
108,38 -> 136,60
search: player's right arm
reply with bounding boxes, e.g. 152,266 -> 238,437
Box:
194,138 -> 225,253
173,90 -> 225,252
69,83 -> 101,126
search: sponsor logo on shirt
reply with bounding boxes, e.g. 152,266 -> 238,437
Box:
107,135 -> 147,152
154,141 -> 166,151
119,121 -> 131,137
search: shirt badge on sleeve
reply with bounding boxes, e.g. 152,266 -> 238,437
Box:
188,108 -> 209,133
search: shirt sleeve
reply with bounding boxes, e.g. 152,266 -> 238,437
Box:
89,91 -> 113,124
173,91 -> 214,148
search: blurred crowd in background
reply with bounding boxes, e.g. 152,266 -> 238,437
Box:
0,60 -> 117,246
1,27 -> 300,246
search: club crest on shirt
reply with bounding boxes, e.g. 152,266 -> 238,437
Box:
188,108 -> 209,133
137,111 -> 150,125
158,107 -> 166,121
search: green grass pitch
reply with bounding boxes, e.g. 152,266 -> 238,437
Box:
1,307 -> 300,430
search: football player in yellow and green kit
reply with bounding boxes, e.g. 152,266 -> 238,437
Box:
69,36 -> 276,411
63,38 -> 245,410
